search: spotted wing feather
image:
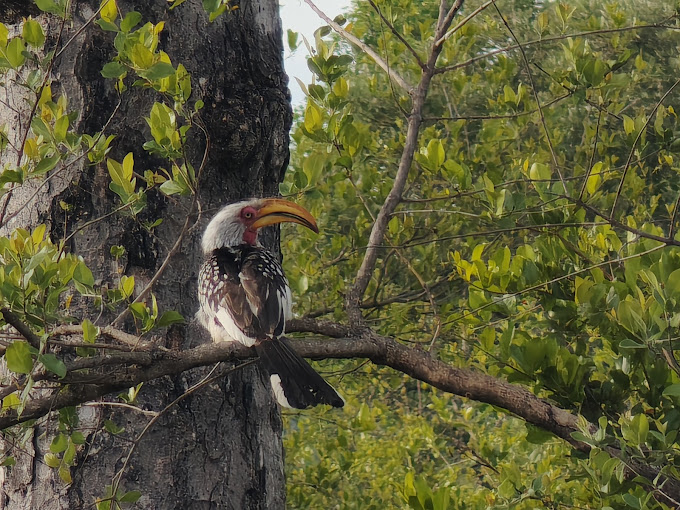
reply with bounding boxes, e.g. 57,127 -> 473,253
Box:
198,244 -> 343,409
199,245 -> 288,342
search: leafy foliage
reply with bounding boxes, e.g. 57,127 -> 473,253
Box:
283,0 -> 680,508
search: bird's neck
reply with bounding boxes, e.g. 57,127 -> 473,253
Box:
243,228 -> 257,246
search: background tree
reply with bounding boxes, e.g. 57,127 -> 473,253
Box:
282,0 -> 680,508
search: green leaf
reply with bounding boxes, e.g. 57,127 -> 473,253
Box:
0,23 -> 8,47
6,37 -> 26,68
44,452 -> 61,468
426,139 -> 445,169
82,318 -> 99,344
50,433 -> 68,453
304,103 -> 322,132
31,117 -> 51,138
120,11 -> 142,33
32,154 -> 60,176
156,310 -> 185,328
23,19 -> 46,48
6,341 -> 34,374
73,261 -> 95,287
35,0 -> 61,15
129,302 -> 149,321
142,62 -> 176,80
54,114 -> 69,143
101,61 -> 127,79
121,275 -> 135,298
623,115 -> 635,135
287,29 -> 299,51
129,42 -> 154,69
293,170 -> 308,189
103,419 -> 125,435
95,19 -> 119,32
622,493 -> 642,509
663,384 -> 680,397
39,353 -> 67,378
120,490 -> 142,503
58,465 -> 72,484
100,0 -> 117,23
0,456 -> 15,467
159,179 -> 185,196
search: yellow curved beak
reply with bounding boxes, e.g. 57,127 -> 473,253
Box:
252,198 -> 319,233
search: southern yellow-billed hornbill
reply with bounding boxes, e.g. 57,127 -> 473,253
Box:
197,198 -> 344,409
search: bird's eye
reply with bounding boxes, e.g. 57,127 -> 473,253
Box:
243,210 -> 253,219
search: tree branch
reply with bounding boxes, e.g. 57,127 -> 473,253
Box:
345,0 -> 463,322
2,319 -> 679,503
1,308 -> 41,349
303,0 -> 413,94
434,23 -> 679,75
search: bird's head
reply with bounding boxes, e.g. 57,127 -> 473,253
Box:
201,198 -> 319,254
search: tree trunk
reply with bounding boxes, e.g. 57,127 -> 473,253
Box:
0,1 -> 291,508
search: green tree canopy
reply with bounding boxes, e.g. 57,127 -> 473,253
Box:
283,0 -> 680,508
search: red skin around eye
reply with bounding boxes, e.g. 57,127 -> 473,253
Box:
240,206 -> 259,245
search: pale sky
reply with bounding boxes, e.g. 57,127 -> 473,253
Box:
280,0 -> 352,105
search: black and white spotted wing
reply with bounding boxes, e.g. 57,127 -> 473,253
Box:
197,244 -> 344,409
198,245 -> 291,347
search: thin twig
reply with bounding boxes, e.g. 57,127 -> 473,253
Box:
346,0 -> 464,321
82,401 -> 158,417
492,1 -> 565,195
579,107 -> 603,201
303,0 -> 413,94
435,0 -> 495,47
0,308 -> 41,349
424,91 -> 572,122
50,324 -> 150,349
109,360 -> 256,499
611,76 -> 680,219
367,0 -> 425,69
434,23 -> 679,75
111,210 -> 194,327
53,1 -> 107,61
669,192 -> 680,241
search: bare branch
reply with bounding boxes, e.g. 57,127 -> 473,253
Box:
367,0 -> 425,70
492,1 -> 565,195
579,107 -> 603,201
1,308 -> 41,349
50,324 -> 150,349
424,91 -> 572,122
610,76 -> 680,219
0,317 -> 678,503
303,0 -> 414,94
434,23 -> 679,75
346,0 -> 462,321
435,0 -> 494,47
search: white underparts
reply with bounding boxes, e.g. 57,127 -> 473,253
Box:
270,374 -> 292,408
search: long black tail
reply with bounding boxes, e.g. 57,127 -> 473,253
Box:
255,337 -> 344,409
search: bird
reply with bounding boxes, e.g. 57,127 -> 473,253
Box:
197,197 -> 344,409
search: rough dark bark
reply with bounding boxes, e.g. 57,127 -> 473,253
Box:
0,1 -> 291,508
0,1 -> 40,23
